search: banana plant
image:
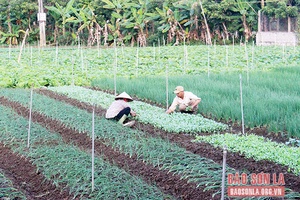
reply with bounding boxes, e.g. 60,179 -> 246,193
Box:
121,0 -> 152,47
154,2 -> 189,45
0,25 -> 25,45
227,0 -> 257,42
45,0 -> 76,36
101,0 -> 138,43
70,4 -> 101,47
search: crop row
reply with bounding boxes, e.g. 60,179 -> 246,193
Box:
0,170 -> 26,199
0,103 -> 168,199
1,88 -> 300,199
0,88 -> 232,197
1,45 -> 299,88
45,86 -> 300,176
38,87 -> 300,198
91,67 -> 300,138
41,87 -> 299,197
48,86 -> 228,133
194,133 -> 300,176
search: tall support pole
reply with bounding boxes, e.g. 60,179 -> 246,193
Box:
221,146 -> 227,200
198,0 -> 212,45
38,0 -> 46,47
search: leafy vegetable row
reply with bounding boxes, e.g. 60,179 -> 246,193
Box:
0,88 -> 231,195
193,133 -> 300,176
1,45 -> 299,88
48,86 -> 228,133
0,104 -> 166,199
0,170 -> 26,200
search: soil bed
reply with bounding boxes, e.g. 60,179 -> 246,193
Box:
0,95 -> 216,199
0,143 -> 74,200
38,88 -> 300,194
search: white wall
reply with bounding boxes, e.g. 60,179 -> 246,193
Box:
256,32 -> 298,46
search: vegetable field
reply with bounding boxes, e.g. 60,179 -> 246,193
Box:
0,45 -> 300,199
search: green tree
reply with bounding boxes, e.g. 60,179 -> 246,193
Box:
45,0 -> 76,36
71,4 -> 102,46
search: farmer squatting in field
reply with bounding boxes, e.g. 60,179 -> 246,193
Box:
105,92 -> 137,127
166,86 -> 201,114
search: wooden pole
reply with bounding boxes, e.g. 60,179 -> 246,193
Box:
91,104 -> 95,192
18,29 -> 29,63
198,0 -> 212,45
221,146 -> 227,200
240,74 -> 245,135
27,87 -> 33,148
38,0 -> 46,47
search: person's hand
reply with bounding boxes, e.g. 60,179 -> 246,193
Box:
166,109 -> 172,114
186,106 -> 193,111
131,111 -> 137,117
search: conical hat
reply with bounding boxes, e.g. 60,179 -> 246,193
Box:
115,92 -> 133,101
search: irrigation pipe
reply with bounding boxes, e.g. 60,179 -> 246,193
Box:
221,145 -> 227,200
239,74 -> 245,135
27,86 -> 33,148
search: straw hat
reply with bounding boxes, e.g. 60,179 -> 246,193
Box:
115,92 -> 133,101
174,86 -> 184,94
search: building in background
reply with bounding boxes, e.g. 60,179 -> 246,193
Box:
256,11 -> 298,46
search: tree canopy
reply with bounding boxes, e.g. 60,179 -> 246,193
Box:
0,0 -> 298,46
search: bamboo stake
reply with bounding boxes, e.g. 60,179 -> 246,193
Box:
166,61 -> 169,110
198,0 -> 212,45
114,40 -> 117,95
91,104 -> 95,192
78,35 -> 80,50
221,145 -> 227,200
158,38 -> 161,55
56,42 -> 58,67
251,41 -> 254,69
8,43 -> 11,60
183,37 -> 186,74
30,46 -> 33,66
27,86 -> 33,148
239,74 -> 245,135
153,43 -> 156,61
207,45 -> 210,78
232,35 -> 235,50
18,29 -> 29,63
81,48 -> 84,72
71,55 -> 74,86
245,44 -> 249,85
226,45 -> 228,68
135,43 -> 139,77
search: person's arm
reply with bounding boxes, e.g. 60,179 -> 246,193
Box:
166,98 -> 178,114
191,98 -> 201,109
187,92 -> 201,110
130,110 -> 137,117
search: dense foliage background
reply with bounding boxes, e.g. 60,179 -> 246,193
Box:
0,0 -> 299,46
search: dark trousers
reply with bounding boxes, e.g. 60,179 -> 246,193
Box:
114,107 -> 131,121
